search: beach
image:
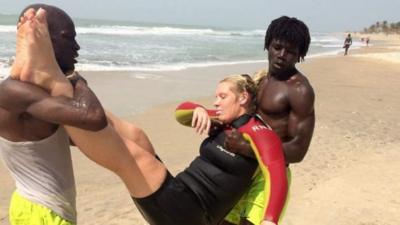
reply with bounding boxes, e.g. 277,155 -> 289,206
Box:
1,39 -> 400,225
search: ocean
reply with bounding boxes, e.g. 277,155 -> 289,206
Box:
0,16 -> 362,76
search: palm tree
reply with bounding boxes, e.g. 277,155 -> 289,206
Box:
369,24 -> 376,33
362,20 -> 400,34
390,23 -> 396,34
382,20 -> 389,34
396,22 -> 400,34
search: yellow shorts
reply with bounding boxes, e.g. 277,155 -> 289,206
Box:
224,168 -> 291,225
9,191 -> 75,225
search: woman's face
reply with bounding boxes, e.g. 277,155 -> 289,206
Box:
213,81 -> 245,124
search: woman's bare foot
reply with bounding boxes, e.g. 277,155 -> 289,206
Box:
10,8 -> 35,78
12,8 -> 73,97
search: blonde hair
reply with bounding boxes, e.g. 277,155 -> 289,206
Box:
252,69 -> 268,86
220,74 -> 257,113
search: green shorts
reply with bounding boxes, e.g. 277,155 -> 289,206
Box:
9,191 -> 75,225
224,168 -> 291,225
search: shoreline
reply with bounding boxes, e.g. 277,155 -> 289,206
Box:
78,61 -> 267,118
74,47 -> 345,73
0,44 -> 349,79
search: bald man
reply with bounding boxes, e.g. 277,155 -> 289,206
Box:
0,4 -> 106,225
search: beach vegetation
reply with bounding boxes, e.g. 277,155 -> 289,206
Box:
363,20 -> 400,34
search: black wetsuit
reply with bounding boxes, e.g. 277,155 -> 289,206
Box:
133,114 -> 258,225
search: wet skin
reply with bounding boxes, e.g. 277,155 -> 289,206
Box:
0,6 -> 104,143
224,38 -> 315,164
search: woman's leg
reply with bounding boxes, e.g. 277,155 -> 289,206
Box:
106,110 -> 156,155
66,124 -> 167,198
16,8 -> 167,198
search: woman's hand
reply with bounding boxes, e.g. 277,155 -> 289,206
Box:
191,107 -> 211,135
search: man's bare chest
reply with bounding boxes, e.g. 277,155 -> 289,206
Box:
257,80 -> 290,114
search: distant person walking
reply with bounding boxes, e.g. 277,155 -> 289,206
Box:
343,33 -> 352,55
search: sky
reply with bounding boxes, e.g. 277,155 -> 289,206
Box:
0,0 -> 399,32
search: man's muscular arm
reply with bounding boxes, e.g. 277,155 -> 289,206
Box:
284,81 -> 315,163
0,78 -> 107,131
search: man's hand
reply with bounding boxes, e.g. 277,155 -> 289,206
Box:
208,120 -> 224,136
66,71 -> 87,87
224,129 -> 254,158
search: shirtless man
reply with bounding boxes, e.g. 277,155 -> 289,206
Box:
0,4 -> 107,225
258,16 -> 315,164
222,16 -> 315,225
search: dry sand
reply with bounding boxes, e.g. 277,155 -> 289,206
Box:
1,42 -> 400,225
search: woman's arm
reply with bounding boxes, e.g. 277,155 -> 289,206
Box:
239,118 -> 288,224
175,101 -> 220,135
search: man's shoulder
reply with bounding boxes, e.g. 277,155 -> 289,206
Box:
288,72 -> 315,104
289,72 -> 313,89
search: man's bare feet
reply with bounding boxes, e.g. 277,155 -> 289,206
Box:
11,8 -> 73,97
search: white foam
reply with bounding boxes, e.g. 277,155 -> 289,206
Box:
0,25 -> 16,33
76,48 -> 352,72
0,50 -> 350,76
0,61 -> 10,78
76,25 -> 212,36
75,59 -> 267,72
0,73 -> 9,81
0,23 -> 264,37
75,25 -> 264,37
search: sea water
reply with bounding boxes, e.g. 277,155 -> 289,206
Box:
0,16 -> 362,77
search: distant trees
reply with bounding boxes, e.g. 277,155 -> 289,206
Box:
363,20 -> 400,34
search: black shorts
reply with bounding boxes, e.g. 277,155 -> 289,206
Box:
132,172 -> 209,225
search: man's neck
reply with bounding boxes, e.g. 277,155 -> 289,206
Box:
269,67 -> 298,81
